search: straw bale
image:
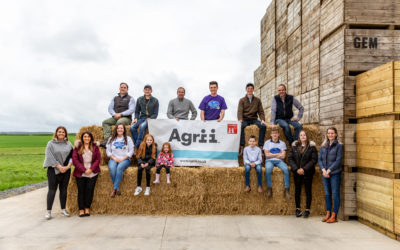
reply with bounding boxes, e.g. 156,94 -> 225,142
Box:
66,166 -> 326,216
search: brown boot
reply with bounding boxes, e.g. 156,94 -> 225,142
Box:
326,212 -> 337,223
284,188 -> 291,200
266,187 -> 272,198
322,211 -> 331,222
244,186 -> 251,192
110,189 -> 117,198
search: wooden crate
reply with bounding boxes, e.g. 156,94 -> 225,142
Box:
288,27 -> 301,68
276,71 -> 288,91
356,119 -> 400,173
260,0 -> 276,41
395,179 -> 400,236
339,172 -> 357,220
276,10 -> 288,48
301,48 -> 319,93
320,0 -> 344,41
302,0 -> 320,20
254,65 -> 262,89
344,124 -> 356,168
300,88 -> 319,124
302,2 -> 320,57
276,0 -> 288,20
356,61 -> 400,118
344,75 -> 356,121
319,26 -> 345,126
261,25 -> 275,63
288,61 -> 301,96
357,172 -> 398,234
261,80 -> 274,110
276,43 -> 287,76
287,0 -> 301,37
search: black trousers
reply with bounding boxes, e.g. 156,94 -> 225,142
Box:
47,167 -> 70,210
293,173 -> 313,210
76,175 -> 98,210
137,165 -> 152,187
156,165 -> 170,174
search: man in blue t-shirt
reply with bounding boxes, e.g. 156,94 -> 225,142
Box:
263,127 -> 291,200
199,81 -> 227,121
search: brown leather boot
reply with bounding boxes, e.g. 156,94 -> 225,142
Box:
322,211 -> 331,222
266,187 -> 272,198
284,188 -> 291,200
244,186 -> 251,192
326,212 -> 337,223
110,189 -> 117,198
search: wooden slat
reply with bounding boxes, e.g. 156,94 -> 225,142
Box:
395,179 -> 400,235
261,25 -> 275,63
345,0 -> 400,26
344,76 -> 356,121
288,61 -> 301,97
320,0 -> 344,41
276,43 -> 287,75
301,48 -> 319,93
287,0 -> 301,37
276,10 -> 288,48
302,3 -> 320,57
300,88 -> 319,124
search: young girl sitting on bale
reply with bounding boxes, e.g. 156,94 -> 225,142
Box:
154,142 -> 174,184
134,134 -> 157,196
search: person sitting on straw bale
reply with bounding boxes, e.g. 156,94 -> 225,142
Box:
243,135 -> 263,193
167,87 -> 197,120
154,142 -> 174,184
288,130 -> 317,218
106,124 -> 134,198
100,82 -> 135,148
130,84 -> 159,152
134,134 -> 157,196
270,84 -> 304,144
237,82 -> 266,156
199,81 -> 227,121
263,127 -> 291,200
72,131 -> 101,217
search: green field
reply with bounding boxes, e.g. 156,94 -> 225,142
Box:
0,135 -> 75,191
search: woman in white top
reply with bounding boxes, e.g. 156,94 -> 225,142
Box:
106,124 -> 134,197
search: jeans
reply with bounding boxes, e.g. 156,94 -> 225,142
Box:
322,173 -> 341,214
240,120 -> 266,146
265,159 -> 290,189
244,164 -> 262,186
130,119 -> 148,148
294,173 -> 313,209
275,119 -> 302,144
102,117 -> 131,141
76,175 -> 98,210
108,159 -> 131,190
47,168 -> 70,210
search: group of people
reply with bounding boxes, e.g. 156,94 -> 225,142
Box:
43,81 -> 343,224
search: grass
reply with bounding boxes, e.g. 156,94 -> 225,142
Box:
0,135 -> 75,191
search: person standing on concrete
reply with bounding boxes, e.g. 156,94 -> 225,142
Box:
263,127 -> 291,200
237,83 -> 266,155
130,84 -> 159,150
288,130 -> 318,218
167,87 -> 197,120
101,83 -> 135,147
199,81 -> 227,121
43,126 -> 73,220
319,127 -> 343,223
270,84 -> 304,144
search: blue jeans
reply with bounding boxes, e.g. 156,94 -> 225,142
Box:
108,159 -> 131,190
275,119 -> 302,144
130,119 -> 148,148
244,164 -> 262,187
322,173 -> 341,214
265,159 -> 290,189
240,120 -> 266,146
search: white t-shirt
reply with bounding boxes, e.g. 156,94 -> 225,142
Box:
263,139 -> 287,161
106,136 -> 134,159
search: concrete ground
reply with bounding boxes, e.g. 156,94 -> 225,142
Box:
0,188 -> 399,250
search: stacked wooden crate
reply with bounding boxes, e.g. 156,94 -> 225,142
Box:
356,62 -> 400,240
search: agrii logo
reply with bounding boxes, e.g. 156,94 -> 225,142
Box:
227,124 -> 237,134
169,128 -> 218,146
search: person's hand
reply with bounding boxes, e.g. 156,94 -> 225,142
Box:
239,120 -> 242,123
115,158 -> 122,163
175,117 -> 179,121
261,120 -> 266,125
290,118 -> 297,121
250,163 -> 256,168
85,169 -> 93,175
297,168 -> 304,175
217,118 -> 222,122
147,118 -> 151,120
131,119 -> 138,125
141,163 -> 146,168
114,113 -> 122,119
145,163 -> 149,167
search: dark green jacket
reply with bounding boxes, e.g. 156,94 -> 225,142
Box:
135,96 -> 159,119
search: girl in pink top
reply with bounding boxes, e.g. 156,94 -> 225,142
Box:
153,142 -> 174,184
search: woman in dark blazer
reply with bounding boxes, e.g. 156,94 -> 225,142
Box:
288,130 -> 318,218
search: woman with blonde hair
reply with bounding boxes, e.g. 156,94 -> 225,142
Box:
134,134 -> 157,196
43,126 -> 73,220
318,127 -> 343,223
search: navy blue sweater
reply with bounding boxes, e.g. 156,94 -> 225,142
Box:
318,139 -> 343,175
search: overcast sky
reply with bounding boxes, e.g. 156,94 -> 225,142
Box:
0,0 -> 271,132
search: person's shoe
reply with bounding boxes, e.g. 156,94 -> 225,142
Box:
303,210 -> 310,218
85,209 -> 90,216
61,209 -> 70,217
322,211 -> 331,222
45,211 -> 52,220
284,188 -> 291,200
326,212 -> 337,223
144,187 -> 151,196
244,186 -> 251,192
134,186 -> 142,196
166,174 -> 171,184
99,141 -> 107,148
116,190 -> 121,196
266,187 -> 272,198
257,186 -> 263,193
79,210 -> 85,217
238,146 -> 244,156
153,173 -> 160,184
296,209 -> 302,217
110,189 -> 117,198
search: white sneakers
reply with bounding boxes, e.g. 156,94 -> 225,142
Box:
61,209 -> 70,217
45,209 -> 70,220
45,211 -> 51,220
144,187 -> 151,196
134,186 -> 142,196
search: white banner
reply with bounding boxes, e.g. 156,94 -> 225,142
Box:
148,119 -> 240,167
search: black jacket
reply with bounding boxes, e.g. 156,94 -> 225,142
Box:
288,140 -> 318,175
274,94 -> 294,120
137,145 -> 156,166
